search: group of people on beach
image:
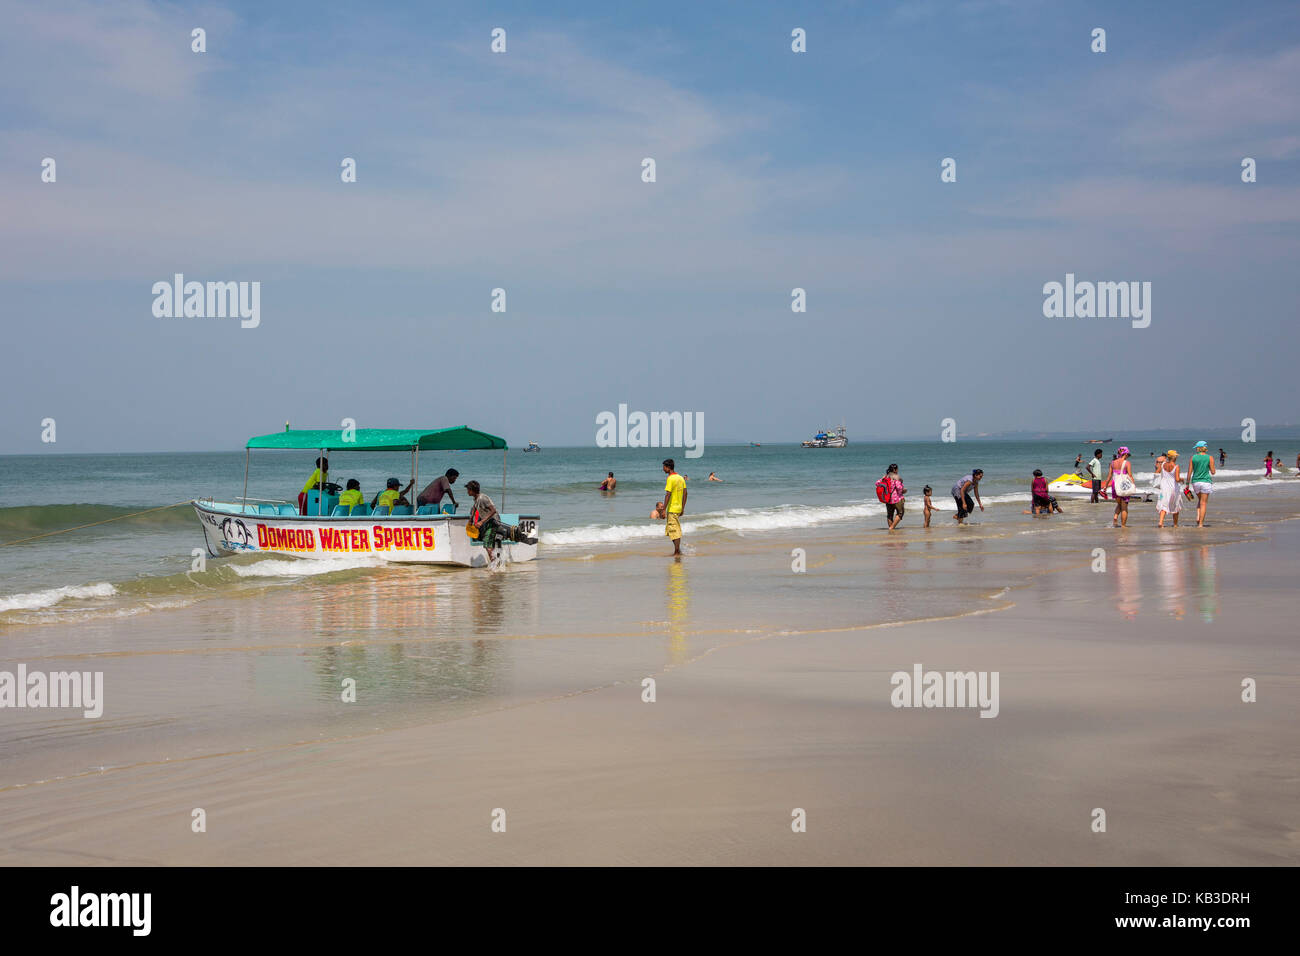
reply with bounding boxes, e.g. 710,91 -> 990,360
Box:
1106,442 -> 1216,528
873,439 -> 1237,532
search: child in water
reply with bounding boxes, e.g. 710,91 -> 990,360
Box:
1264,452 -> 1274,478
922,486 -> 937,527
1029,469 -> 1052,515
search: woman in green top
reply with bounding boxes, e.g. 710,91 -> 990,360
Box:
1187,441 -> 1216,527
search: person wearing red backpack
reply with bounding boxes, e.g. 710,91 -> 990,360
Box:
878,463 -> 907,530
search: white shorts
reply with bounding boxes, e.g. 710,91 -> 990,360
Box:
1190,482 -> 1213,495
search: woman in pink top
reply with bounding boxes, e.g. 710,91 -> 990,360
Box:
1107,446 -> 1134,528
883,463 -> 906,530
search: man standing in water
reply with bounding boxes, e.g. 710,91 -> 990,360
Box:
661,458 -> 687,555
1087,449 -> 1106,502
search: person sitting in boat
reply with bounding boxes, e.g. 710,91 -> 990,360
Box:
338,479 -> 364,511
599,472 -> 616,491
298,457 -> 328,515
371,477 -> 413,512
416,469 -> 459,511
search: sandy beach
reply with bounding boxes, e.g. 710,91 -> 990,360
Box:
2,493 -> 1297,866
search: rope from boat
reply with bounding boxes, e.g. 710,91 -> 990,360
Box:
1,501 -> 193,547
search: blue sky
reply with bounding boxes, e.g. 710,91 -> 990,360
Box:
1,0 -> 1298,452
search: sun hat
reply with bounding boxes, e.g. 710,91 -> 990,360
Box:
1117,446 -> 1130,455
1195,440 -> 1207,448
1166,449 -> 1178,458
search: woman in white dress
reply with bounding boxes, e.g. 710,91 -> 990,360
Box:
1155,448 -> 1182,528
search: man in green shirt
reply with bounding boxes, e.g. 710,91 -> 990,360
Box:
1087,449 -> 1105,502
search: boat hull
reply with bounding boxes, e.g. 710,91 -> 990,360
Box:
194,501 -> 539,568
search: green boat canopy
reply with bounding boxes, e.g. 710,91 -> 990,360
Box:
246,426 -> 508,452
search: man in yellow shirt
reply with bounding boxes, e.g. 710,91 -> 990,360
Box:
298,456 -> 329,514
661,458 -> 687,556
370,477 -> 413,511
338,479 -> 364,511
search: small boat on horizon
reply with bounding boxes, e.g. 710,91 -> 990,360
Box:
801,424 -> 847,448
524,440 -> 541,452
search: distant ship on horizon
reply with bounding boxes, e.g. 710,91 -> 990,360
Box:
801,423 -> 847,448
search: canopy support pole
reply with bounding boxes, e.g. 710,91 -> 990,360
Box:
319,447 -> 327,515
241,450 -> 249,513
502,447 -> 507,511
412,448 -> 418,507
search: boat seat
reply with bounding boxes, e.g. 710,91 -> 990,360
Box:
330,505 -> 350,517
416,504 -> 437,515
349,504 -> 371,517
278,504 -> 298,516
258,504 -> 279,515
439,502 -> 456,515
390,505 -> 413,516
372,505 -> 392,517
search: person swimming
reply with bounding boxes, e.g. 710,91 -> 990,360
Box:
707,472 -> 722,481
599,472 -> 616,491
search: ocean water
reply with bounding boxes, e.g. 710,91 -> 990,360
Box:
1,440 -> 1296,624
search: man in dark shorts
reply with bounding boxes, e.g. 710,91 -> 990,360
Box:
951,469 -> 983,523
1087,449 -> 1105,503
417,469 -> 459,511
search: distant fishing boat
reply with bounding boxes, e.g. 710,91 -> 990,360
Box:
194,426 -> 539,568
750,442 -> 762,447
524,440 -> 541,453
801,424 -> 847,448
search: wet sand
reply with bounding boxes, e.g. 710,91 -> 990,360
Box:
1,497 -> 1298,865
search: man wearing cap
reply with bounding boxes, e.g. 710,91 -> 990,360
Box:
371,477 -> 414,511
